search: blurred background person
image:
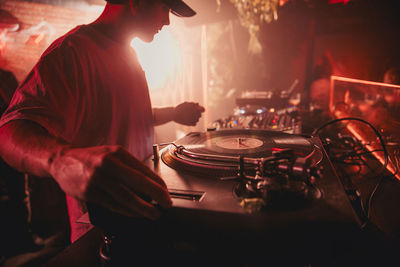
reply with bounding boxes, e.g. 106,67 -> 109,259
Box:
0,68 -> 18,114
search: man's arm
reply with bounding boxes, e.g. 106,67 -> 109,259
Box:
153,102 -> 205,126
0,120 -> 172,219
152,106 -> 175,126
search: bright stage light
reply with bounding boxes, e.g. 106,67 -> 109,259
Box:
131,28 -> 182,90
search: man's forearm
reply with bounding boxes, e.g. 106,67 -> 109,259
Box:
153,102 -> 205,127
152,107 -> 175,126
0,120 -> 69,178
0,120 -> 172,217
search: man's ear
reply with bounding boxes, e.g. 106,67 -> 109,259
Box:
131,0 -> 152,15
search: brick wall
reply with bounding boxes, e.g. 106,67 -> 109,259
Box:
0,1 -> 103,82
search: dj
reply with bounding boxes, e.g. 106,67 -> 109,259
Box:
0,0 -> 203,261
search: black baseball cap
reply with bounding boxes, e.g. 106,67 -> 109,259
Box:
162,0 -> 196,17
105,0 -> 196,17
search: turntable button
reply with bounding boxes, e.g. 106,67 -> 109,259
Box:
153,144 -> 160,162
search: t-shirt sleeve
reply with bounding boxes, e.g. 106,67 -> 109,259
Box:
0,41 -> 85,142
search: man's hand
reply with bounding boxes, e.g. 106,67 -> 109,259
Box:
0,120 -> 172,220
173,102 -> 205,126
49,145 -> 172,219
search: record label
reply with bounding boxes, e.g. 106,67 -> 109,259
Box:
215,137 -> 264,150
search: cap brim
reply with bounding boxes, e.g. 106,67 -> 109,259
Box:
162,0 -> 196,17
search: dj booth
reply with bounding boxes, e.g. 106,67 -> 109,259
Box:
44,77 -> 400,266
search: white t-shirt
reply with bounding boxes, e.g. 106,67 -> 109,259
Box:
0,25 -> 154,241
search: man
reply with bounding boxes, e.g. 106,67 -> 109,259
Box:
0,0 -> 203,260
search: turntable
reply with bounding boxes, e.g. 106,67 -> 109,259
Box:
89,129 -> 363,265
149,129 -> 359,217
160,129 -> 324,210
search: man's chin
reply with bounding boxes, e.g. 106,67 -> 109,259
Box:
137,33 -> 155,43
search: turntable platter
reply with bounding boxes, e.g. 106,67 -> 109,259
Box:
161,129 -> 322,177
172,129 -> 314,158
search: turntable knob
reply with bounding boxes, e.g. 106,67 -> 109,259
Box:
153,144 -> 160,162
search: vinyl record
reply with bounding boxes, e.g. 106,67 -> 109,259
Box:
173,129 -> 314,158
161,130 -> 322,177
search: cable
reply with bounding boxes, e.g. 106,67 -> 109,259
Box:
355,149 -> 384,157
366,175 -> 386,220
312,117 -> 389,174
312,117 -> 390,222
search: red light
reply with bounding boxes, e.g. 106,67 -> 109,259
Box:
271,148 -> 284,151
329,0 -> 350,4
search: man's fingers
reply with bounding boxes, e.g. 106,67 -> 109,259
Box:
111,148 -> 168,188
118,183 -> 162,219
105,157 -> 172,208
122,167 -> 172,209
197,104 -> 205,112
191,102 -> 205,113
173,102 -> 205,126
87,175 -> 161,219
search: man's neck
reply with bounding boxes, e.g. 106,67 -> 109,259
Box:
89,4 -> 137,45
